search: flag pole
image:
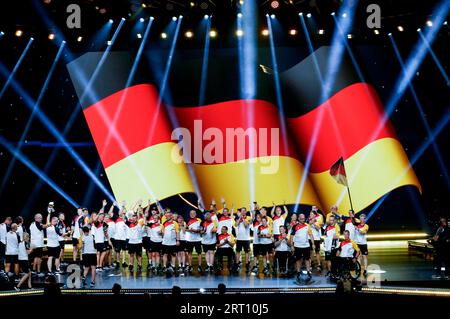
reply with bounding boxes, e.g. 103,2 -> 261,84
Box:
346,185 -> 354,212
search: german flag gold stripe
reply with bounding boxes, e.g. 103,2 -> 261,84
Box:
310,137 -> 421,213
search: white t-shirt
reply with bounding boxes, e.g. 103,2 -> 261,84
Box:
82,234 -> 96,254
291,223 -> 312,248
274,234 -> 290,252
272,215 -> 286,235
162,220 -> 179,246
185,218 -> 202,242
30,222 -> 44,248
19,241 -> 29,261
217,215 -> 234,234
5,232 -> 20,255
344,219 -> 356,240
113,218 -> 127,241
46,225 -> 60,248
257,225 -> 273,245
0,223 -> 7,244
201,220 -> 217,245
236,216 -> 251,241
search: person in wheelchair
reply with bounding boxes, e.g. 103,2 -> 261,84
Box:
216,226 -> 236,273
335,230 -> 360,278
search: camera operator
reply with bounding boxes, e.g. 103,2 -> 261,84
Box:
432,217 -> 450,278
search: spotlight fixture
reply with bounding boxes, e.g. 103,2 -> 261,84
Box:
77,36 -> 82,42
48,33 -> 55,40
388,32 -> 392,36
270,14 -> 275,19
237,13 -> 243,18
190,2 -> 195,7
185,31 -> 193,38
15,30 -> 23,37
137,33 -> 142,39
444,21 -> 447,25
342,13 -> 347,18
172,16 -> 177,21
331,12 -> 335,16
150,16 -> 154,20
0,31 -> 4,36
347,33 -> 352,39
209,30 -> 217,38
318,29 -> 324,35
109,19 -> 113,23
204,14 -> 209,19
142,3 -> 146,8
161,32 -> 167,39
299,12 -> 303,16
140,18 -> 145,22
107,40 -> 112,45
121,17 -> 125,21
236,29 -> 244,37
397,26 -> 404,32
306,13 -> 311,18
374,29 -> 379,35
417,28 -> 421,32
289,29 -> 297,35
426,20 -> 433,27
261,29 -> 269,36
270,0 -> 280,9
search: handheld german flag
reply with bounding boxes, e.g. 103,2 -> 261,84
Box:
329,157 -> 354,211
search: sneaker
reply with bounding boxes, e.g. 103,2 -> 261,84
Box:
55,269 -> 63,274
14,286 -> 20,292
137,265 -> 142,272
317,265 -> 322,273
46,272 -> 54,276
96,267 -> 103,272
197,266 -> 202,273
128,265 -> 134,273
122,262 -> 128,268
90,282 -> 95,288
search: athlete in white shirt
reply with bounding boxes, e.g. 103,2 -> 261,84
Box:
201,212 -> 217,273
5,223 -> 20,276
234,208 -> 252,272
274,225 -> 291,275
81,226 -> 97,288
176,215 -> 187,274
0,216 -> 12,270
30,213 -> 47,276
46,217 -> 63,275
290,214 -> 315,277
161,211 -> 180,274
185,210 -> 203,273
15,232 -> 32,291
308,206 -> 324,271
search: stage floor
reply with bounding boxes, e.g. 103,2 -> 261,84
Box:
26,240 -> 438,290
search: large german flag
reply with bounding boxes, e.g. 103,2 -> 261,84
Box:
67,46 -> 420,212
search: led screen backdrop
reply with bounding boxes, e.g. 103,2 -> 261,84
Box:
67,46 -> 421,213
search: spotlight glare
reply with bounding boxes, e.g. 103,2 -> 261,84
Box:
185,31 -> 193,38
107,40 -> 112,45
204,14 -> 209,19
444,21 -> 447,25
137,33 -> 142,39
109,19 -> 113,23
121,17 -> 125,21
0,31 -> 4,36
48,33 -> 55,40
331,12 -> 335,16
261,29 -> 269,36
236,29 -> 244,37
306,13 -> 311,18
397,26 -> 404,32
190,2 -> 195,7
289,29 -> 297,35
388,32 -> 392,36
140,17 -> 145,22
237,13 -> 243,18
142,3 -> 146,8
161,32 -> 167,39
342,13 -> 347,18
270,0 -> 280,9
318,29 -> 324,35
15,30 -> 23,37
426,20 -> 433,27
209,30 -> 217,38
374,29 -> 379,35
417,28 -> 421,32
299,12 -> 303,16
172,16 -> 177,21
77,36 -> 82,42
150,16 -> 154,20
347,33 -> 352,39
270,14 -> 275,19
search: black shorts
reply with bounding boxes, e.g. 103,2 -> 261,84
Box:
177,240 -> 186,252
148,241 -> 163,253
32,247 -> 43,258
47,246 -> 61,258
202,244 -> 216,253
94,242 -> 107,252
185,241 -> 202,254
325,250 -> 337,261
19,260 -> 30,273
294,247 -> 311,260
72,238 -> 79,246
113,239 -> 126,252
235,240 -> 250,253
5,255 -> 18,264
162,244 -> 178,255
142,237 -> 151,251
82,254 -> 97,267
59,241 -> 66,249
253,244 -> 261,257
127,243 -> 142,255
258,244 -> 272,256
0,242 -> 6,257
313,240 -> 321,253
358,244 -> 369,255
